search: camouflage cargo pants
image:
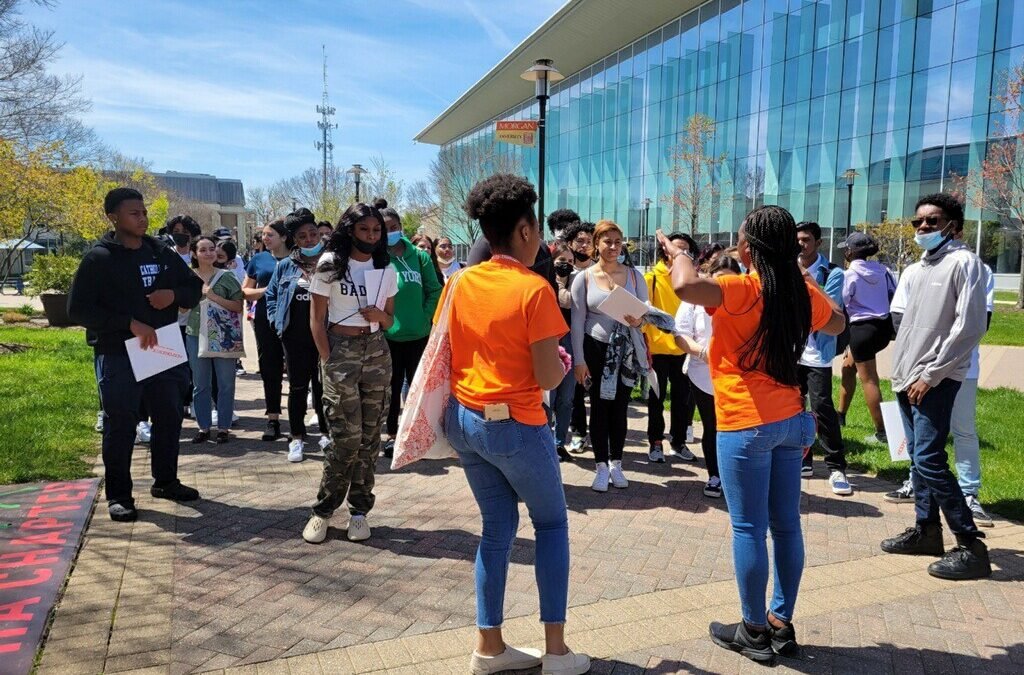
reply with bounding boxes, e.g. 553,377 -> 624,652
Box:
312,331 -> 391,518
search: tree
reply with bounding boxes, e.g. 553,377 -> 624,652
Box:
662,114 -> 726,237
0,1 -> 94,151
363,155 -> 404,208
871,218 -> 921,275
428,142 -> 521,244
267,165 -> 353,224
954,60 -> 1024,308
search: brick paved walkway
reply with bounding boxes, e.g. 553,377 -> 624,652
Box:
36,374 -> 1024,674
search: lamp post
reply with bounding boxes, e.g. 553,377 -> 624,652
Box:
837,168 -> 860,261
347,163 -> 366,203
521,58 -> 563,226
642,197 -> 652,265
290,196 -> 298,212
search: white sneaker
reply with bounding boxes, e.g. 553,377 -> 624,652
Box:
648,444 -> 665,463
135,421 -> 151,444
347,514 -> 371,541
470,646 -> 543,674
685,426 -> 695,444
609,460 -> 628,488
542,650 -> 591,675
302,514 -> 330,544
318,435 -> 331,451
306,413 -> 318,427
287,439 -> 305,463
592,463 -> 610,492
966,495 -> 994,527
829,470 -> 853,496
667,444 -> 696,461
95,411 -> 104,433
568,434 -> 586,454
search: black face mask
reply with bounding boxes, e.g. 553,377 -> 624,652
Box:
554,262 -> 573,278
172,232 -> 190,247
352,238 -> 377,254
572,249 -> 590,263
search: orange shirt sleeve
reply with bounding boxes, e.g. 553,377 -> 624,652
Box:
525,282 -> 569,345
806,280 -> 834,332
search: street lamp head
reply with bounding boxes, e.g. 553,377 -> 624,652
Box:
521,58 -> 563,97
843,168 -> 860,187
347,163 -> 365,185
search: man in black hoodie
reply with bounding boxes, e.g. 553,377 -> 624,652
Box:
68,188 -> 204,522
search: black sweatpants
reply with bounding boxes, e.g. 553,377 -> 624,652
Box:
571,383 -> 588,436
798,364 -> 847,472
646,353 -> 695,446
583,335 -> 632,464
252,309 -> 284,416
691,387 -> 719,479
385,336 -> 428,436
282,331 -> 326,439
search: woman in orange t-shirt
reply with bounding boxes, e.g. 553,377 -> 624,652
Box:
440,174 -> 590,675
658,206 -> 845,664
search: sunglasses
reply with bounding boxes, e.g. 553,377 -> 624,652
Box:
910,215 -> 946,228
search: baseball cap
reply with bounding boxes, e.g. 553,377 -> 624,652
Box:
837,231 -> 879,256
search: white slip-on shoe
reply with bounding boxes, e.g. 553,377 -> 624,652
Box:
287,439 -> 305,463
302,514 -> 330,544
542,650 -> 591,675
470,646 -> 543,674
609,460 -> 629,488
347,514 -> 371,541
592,462 -> 610,492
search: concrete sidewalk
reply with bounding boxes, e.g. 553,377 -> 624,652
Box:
34,370 -> 1024,674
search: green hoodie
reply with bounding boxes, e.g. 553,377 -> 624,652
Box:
386,237 -> 442,342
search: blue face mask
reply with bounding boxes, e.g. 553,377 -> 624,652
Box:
914,230 -> 947,252
387,231 -> 402,247
299,240 -> 324,257
616,254 -> 626,264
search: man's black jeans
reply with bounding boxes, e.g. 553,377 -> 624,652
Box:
95,354 -> 188,506
797,365 -> 847,472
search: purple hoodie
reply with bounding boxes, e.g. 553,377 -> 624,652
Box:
842,260 -> 896,322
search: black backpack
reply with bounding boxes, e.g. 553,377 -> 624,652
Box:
817,263 -> 851,356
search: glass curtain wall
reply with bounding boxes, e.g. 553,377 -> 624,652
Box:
444,0 -> 1024,272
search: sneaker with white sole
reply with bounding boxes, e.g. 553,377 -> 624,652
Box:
592,463 -> 610,492
287,439 -> 305,462
347,514 -> 371,541
704,476 -> 723,498
318,435 -> 331,451
966,495 -> 994,527
470,646 -> 542,674
668,444 -> 696,461
569,433 -> 589,454
648,444 -> 665,463
609,460 -> 628,488
542,650 -> 591,675
302,514 -> 330,544
232,412 -> 239,425
685,426 -> 695,444
306,413 -> 317,427
135,421 -> 151,444
884,479 -> 915,503
801,461 -> 813,478
829,470 -> 853,495
95,411 -> 104,433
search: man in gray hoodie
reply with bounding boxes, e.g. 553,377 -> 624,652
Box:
880,194 -> 990,580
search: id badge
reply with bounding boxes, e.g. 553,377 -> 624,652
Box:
483,403 -> 511,421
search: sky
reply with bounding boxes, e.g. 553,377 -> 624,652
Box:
27,0 -> 564,196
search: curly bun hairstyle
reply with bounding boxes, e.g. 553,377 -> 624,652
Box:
372,198 -> 401,228
464,173 -> 538,249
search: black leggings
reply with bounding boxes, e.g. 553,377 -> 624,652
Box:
691,387 -> 719,479
646,354 -> 695,446
252,309 -> 284,416
583,335 -> 631,464
385,336 -> 428,436
282,332 -> 326,439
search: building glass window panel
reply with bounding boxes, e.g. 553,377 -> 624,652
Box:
844,33 -> 878,91
743,0 -> 765,30
786,1 -> 816,59
738,71 -> 759,117
823,92 -> 842,142
876,19 -> 915,81
954,0 -> 998,63
910,65 -> 951,128
846,0 -> 880,39
905,122 -> 947,182
808,96 -> 826,146
948,56 -> 992,121
879,0 -> 917,28
718,77 -> 740,120
723,0 -> 743,36
996,0 -> 1024,50
763,10 -> 789,64
873,74 -> 912,133
696,86 -> 717,117
740,22 -> 764,74
914,7 -> 955,72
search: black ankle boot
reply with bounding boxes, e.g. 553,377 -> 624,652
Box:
928,536 -> 991,580
709,620 -> 773,663
881,523 -> 944,556
262,419 -> 281,441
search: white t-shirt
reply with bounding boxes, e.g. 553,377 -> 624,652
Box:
309,253 -> 398,330
891,262 -> 993,379
440,260 -> 463,280
674,301 -> 713,395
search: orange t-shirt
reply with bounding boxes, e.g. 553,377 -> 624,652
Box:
436,258 -> 568,425
709,273 -> 834,431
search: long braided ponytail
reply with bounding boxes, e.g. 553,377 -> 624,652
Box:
737,205 -> 811,387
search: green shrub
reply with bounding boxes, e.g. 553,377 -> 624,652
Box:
25,254 -> 80,295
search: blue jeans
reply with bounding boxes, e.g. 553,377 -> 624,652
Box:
548,335 -> 576,447
950,378 -> 981,496
897,378 -> 979,538
718,412 -> 816,627
185,334 -> 237,431
444,399 -> 570,628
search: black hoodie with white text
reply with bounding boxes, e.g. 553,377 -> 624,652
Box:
67,232 -> 203,355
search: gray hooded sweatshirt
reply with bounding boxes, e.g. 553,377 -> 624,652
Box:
890,239 -> 987,393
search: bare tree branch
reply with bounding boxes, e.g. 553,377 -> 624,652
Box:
428,142 -> 521,244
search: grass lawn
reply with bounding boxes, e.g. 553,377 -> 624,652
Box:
0,326 -> 96,484
994,290 -> 1019,304
982,304 -> 1024,346
827,377 -> 1024,521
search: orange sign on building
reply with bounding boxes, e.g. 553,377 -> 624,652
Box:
495,121 -> 538,146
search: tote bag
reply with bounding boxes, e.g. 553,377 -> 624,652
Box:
198,270 -> 246,359
391,269 -> 465,470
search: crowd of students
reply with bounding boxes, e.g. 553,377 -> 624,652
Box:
70,180 -> 997,672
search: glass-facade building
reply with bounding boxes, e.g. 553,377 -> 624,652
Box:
442,0 -> 1024,273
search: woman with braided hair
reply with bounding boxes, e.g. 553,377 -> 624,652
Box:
657,205 -> 845,664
